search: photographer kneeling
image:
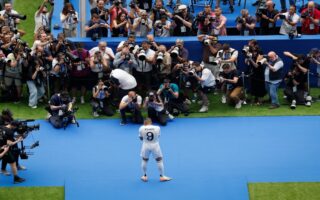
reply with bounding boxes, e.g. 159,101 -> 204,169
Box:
119,91 -> 143,125
47,91 -> 76,129
143,91 -> 172,126
0,121 -> 25,183
91,79 -> 114,117
192,62 -> 215,113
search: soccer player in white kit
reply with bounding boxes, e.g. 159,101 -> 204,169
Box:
139,118 -> 172,182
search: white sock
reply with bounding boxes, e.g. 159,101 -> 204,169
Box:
141,160 -> 147,175
157,160 -> 164,176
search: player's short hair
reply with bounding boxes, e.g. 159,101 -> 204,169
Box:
144,118 -> 152,125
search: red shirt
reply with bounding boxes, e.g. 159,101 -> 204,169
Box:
301,8 -> 320,34
109,7 -> 128,29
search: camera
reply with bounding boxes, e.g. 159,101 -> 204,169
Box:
279,14 -> 286,20
124,53 -> 131,61
170,47 -> 179,58
203,39 -> 211,46
300,12 -> 310,19
188,68 -> 196,76
6,13 -> 27,20
68,10 -> 76,15
156,23 -> 163,29
141,19 -> 146,26
257,57 -> 267,66
195,13 -> 206,23
236,17 -> 245,24
156,52 -> 164,63
138,49 -> 146,61
132,97 -> 137,103
114,0 -> 121,6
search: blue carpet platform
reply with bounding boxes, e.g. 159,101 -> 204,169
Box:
1,116 -> 320,200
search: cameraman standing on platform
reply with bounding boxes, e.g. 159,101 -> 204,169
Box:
171,5 -> 194,36
256,0 -> 279,35
0,121 -> 26,183
236,9 -> 256,36
90,0 -> 109,37
300,1 -> 320,35
132,10 -> 152,37
119,90 -> 143,125
275,5 -> 300,36
47,91 -> 75,129
85,13 -> 109,38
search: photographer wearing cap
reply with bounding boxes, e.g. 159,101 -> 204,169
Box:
47,91 -> 76,129
300,1 -> 320,35
171,5 -> 194,36
236,9 -> 256,36
157,78 -> 189,116
219,63 -> 244,109
143,91 -> 170,126
113,46 -> 137,74
91,79 -> 115,117
192,62 -> 215,112
119,90 -> 143,125
0,120 -> 25,183
275,5 -> 300,36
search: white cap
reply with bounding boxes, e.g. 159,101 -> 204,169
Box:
178,4 -> 187,10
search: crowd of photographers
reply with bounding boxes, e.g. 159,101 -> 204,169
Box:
83,0 -> 320,39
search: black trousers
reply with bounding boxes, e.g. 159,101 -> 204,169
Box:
120,107 -> 143,124
148,107 -> 167,126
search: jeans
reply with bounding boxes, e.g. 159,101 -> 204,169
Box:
26,81 -> 45,107
265,82 -> 280,106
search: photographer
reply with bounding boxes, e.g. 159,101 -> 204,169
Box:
3,48 -> 23,103
109,0 -> 128,31
50,52 -> 70,93
111,12 -> 129,37
0,121 -> 25,183
34,0 -> 54,40
157,78 -> 189,116
154,15 -> 171,37
26,58 -> 46,109
300,1 -> 320,35
195,5 -> 215,35
150,0 -> 172,24
60,2 -> 79,37
236,9 -> 256,36
113,46 -> 137,74
216,43 -> 238,70
197,34 -> 221,79
211,8 -> 227,36
308,48 -> 320,88
116,33 -> 136,52
91,79 -> 114,117
47,91 -> 76,129
168,39 -> 189,69
171,5 -> 194,36
91,0 -> 109,29
219,64 -> 244,109
243,40 -> 266,105
143,91 -> 170,126
284,64 -> 308,109
153,45 -> 171,83
0,3 -> 24,28
132,10 -> 152,37
264,51 -> 284,109
192,62 -> 215,112
256,0 -> 279,35
85,13 -> 109,38
119,90 -> 143,125
276,5 -> 300,36
89,51 -> 109,88
89,41 -> 115,67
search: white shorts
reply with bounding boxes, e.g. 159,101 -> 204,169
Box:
140,143 -> 163,159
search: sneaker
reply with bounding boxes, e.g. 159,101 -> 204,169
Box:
80,96 -> 85,104
199,106 -> 208,113
305,101 -> 311,107
160,176 -> 172,182
168,114 -> 174,120
46,113 -> 52,120
120,121 -> 127,126
141,175 -> 148,182
1,170 -> 11,176
93,112 -> 99,117
17,165 -> 27,171
221,95 -> 227,104
30,105 -> 37,109
290,100 -> 296,109
235,100 -> 242,109
71,118 -> 76,124
14,176 -> 25,184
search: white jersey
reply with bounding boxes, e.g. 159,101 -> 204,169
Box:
139,125 -> 162,159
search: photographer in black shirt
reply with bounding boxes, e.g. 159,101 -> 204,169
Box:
171,5 -> 194,36
143,91 -> 169,126
256,0 -> 279,35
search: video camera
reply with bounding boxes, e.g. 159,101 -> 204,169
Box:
255,0 -> 267,16
15,119 -> 40,137
6,13 -> 27,20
